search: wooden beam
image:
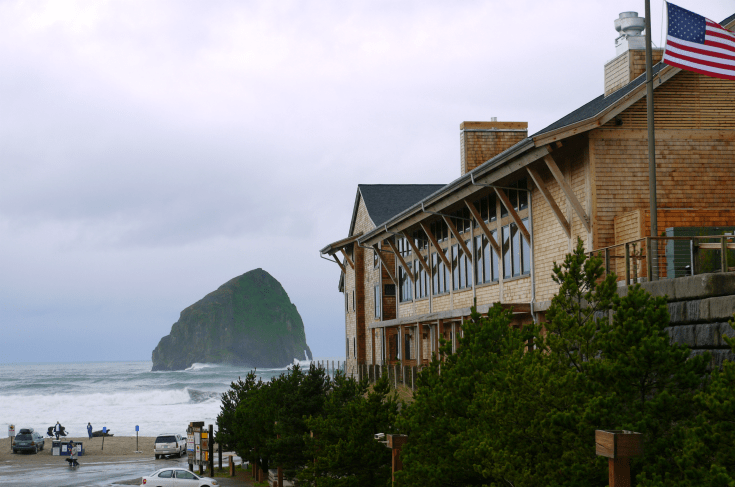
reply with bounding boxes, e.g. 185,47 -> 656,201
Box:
442,216 -> 472,260
543,154 -> 591,233
332,255 -> 346,273
386,239 -> 415,282
340,248 -> 355,270
372,244 -> 398,286
464,200 -> 501,254
493,187 -> 531,244
404,234 -> 431,275
360,145 -> 551,247
526,166 -> 571,238
420,222 -> 451,269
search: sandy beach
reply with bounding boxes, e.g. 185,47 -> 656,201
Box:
1,436 -> 158,464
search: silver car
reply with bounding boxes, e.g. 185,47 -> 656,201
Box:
153,433 -> 186,459
141,467 -> 218,487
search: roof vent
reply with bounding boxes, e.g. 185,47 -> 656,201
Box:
491,117 -> 497,122
614,12 -> 646,55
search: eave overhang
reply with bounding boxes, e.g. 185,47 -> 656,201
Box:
320,232 -> 363,256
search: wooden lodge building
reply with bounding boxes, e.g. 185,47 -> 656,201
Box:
320,11 -> 735,375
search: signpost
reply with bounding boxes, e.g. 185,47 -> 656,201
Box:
134,425 -> 141,453
8,425 -> 14,450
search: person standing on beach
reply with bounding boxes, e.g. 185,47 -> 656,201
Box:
54,422 -> 61,440
87,423 -> 93,439
68,440 -> 78,467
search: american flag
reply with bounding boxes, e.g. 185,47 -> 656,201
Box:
663,2 -> 735,81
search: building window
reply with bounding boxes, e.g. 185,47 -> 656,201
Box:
414,260 -> 429,299
373,247 -> 379,268
452,243 -> 471,290
502,219 -> 531,278
353,337 -> 356,358
432,249 -> 451,295
352,290 -> 355,311
475,232 -> 499,284
430,220 -> 449,242
451,207 -> 471,234
404,332 -> 411,360
374,284 -> 381,318
475,194 -> 498,223
384,284 -> 396,296
345,292 -> 348,312
346,337 -> 349,358
399,266 -> 413,303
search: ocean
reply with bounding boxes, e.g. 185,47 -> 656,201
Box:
0,359 -> 341,439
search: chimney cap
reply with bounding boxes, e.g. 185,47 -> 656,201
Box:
614,11 -> 645,37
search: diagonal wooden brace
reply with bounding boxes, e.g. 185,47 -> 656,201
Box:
493,187 -> 531,245
420,222 -> 451,269
464,200 -> 501,254
442,216 -> 472,260
543,153 -> 591,233
372,244 -> 398,286
386,239 -> 415,282
526,166 -> 571,238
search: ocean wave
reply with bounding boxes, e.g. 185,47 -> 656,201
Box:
184,363 -> 221,372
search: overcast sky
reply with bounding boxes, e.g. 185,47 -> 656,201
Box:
1,0 -> 732,364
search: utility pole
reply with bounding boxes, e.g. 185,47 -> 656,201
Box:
645,0 -> 658,279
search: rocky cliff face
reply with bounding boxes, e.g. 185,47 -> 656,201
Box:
151,268 -> 312,371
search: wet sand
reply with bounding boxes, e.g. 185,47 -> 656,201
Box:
0,436 -> 188,486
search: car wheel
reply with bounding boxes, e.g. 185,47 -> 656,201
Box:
34,446 -> 38,454
155,454 -> 160,459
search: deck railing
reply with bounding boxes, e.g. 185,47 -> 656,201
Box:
590,234 -> 735,284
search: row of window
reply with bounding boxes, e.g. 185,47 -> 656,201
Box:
398,219 -> 531,302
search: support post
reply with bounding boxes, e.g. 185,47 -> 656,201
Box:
646,237 -> 654,282
645,0 -> 658,259
722,236 -> 728,272
209,424 -> 214,476
625,243 -> 631,286
595,430 -> 643,487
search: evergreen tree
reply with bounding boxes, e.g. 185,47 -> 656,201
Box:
299,372 -> 398,486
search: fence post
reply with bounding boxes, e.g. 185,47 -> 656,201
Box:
722,236 -> 728,273
646,237 -> 654,282
625,243 -> 631,286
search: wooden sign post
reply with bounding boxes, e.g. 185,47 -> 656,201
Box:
386,434 -> 408,485
595,430 -> 643,487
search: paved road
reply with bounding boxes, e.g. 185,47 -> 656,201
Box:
0,456 -> 186,486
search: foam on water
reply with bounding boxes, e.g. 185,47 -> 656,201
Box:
0,359 -> 335,438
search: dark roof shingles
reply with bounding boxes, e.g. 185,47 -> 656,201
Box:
359,184 -> 445,227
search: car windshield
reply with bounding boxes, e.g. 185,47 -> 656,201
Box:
156,436 -> 176,443
16,434 -> 31,440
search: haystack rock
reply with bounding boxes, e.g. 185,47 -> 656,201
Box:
151,268 -> 312,371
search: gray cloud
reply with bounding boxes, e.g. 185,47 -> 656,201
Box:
1,0 -> 732,362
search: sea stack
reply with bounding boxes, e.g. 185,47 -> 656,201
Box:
151,268 -> 312,371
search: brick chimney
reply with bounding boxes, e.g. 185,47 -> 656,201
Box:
604,12 -> 664,96
460,120 -> 528,175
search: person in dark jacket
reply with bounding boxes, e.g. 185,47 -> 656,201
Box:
87,423 -> 93,439
66,440 -> 79,467
54,422 -> 61,440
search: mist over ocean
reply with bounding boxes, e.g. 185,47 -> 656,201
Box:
0,359 -> 340,439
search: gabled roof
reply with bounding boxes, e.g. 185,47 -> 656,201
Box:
532,62 -> 666,137
348,184 -> 445,236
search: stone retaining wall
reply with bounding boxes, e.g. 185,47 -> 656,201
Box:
619,272 -> 735,367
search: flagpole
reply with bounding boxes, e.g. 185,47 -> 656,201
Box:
645,0 -> 658,280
